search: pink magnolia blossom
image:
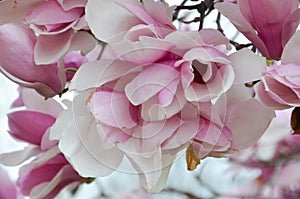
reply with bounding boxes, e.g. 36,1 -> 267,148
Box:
0,89 -> 83,199
49,88 -> 200,192
255,31 -> 300,109
51,28 -> 274,193
24,0 -> 86,35
22,0 -> 95,66
215,0 -> 300,59
0,23 -> 96,97
85,0 -> 176,42
0,167 -> 17,199
0,23 -> 64,98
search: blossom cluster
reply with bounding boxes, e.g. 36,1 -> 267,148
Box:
0,0 -> 300,198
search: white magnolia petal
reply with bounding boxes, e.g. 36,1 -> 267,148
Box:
0,146 -> 41,166
138,150 -> 177,193
0,66 -> 58,98
228,99 -> 275,150
69,31 -> 97,55
125,64 -> 179,105
86,0 -> 141,42
34,30 -> 73,65
70,60 -> 138,91
230,48 -> 266,84
282,31 -> 300,65
58,93 -> 124,177
22,88 -> 64,118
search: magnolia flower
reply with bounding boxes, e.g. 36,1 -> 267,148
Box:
0,89 -> 83,199
49,88 -> 200,192
51,28 -> 272,193
215,0 -> 300,59
0,23 -> 64,98
23,0 -> 94,66
255,31 -> 300,109
0,23 -> 96,97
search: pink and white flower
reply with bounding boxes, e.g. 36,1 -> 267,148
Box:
0,23 -> 96,97
50,27 -> 274,192
255,31 -> 300,109
215,0 -> 300,59
24,0 -> 87,35
0,23 -> 64,98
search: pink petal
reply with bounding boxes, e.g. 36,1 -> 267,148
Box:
137,116 -> 182,154
230,48 -> 266,84
141,85 -> 187,121
29,165 -> 80,199
57,0 -> 87,10
143,0 -> 175,30
282,9 -> 300,46
0,146 -> 41,166
228,99 -> 275,150
96,123 -> 132,149
125,63 -> 179,105
164,31 -> 206,52
8,111 -> 56,145
41,130 -> 58,151
17,155 -> 67,196
111,36 -> 175,65
70,60 -> 138,91
215,2 -> 270,58
0,24 -> 63,97
21,88 -> 64,118
34,30 -> 73,65
199,28 -> 230,49
59,115 -> 124,177
282,31 -> 300,65
118,1 -> 164,38
69,30 -> 97,55
162,116 -> 199,150
254,81 -> 289,109
88,91 -> 137,129
0,0 -> 43,25
263,75 -> 300,106
85,0 -> 142,42
238,0 -> 292,58
24,0 -> 83,26
158,77 -> 180,107
58,93 -> 124,177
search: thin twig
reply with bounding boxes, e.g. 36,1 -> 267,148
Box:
173,0 -> 189,21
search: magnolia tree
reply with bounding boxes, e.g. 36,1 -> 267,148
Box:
0,0 -> 300,198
